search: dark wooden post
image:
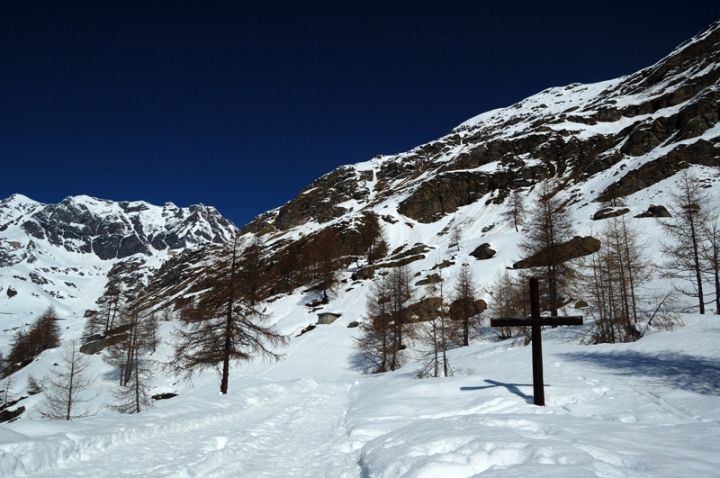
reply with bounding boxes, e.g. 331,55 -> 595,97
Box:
529,278 -> 544,406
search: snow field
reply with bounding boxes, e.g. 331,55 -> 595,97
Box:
1,378 -> 355,477
5,310 -> 720,476
349,316 -> 720,477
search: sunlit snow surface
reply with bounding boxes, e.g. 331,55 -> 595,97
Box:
1,307 -> 720,477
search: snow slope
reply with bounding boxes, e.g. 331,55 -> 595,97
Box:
1,303 -> 719,477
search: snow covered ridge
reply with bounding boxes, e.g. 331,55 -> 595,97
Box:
0,194 -> 238,327
0,194 -> 237,262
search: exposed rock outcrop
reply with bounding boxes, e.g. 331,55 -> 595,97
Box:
593,208 -> 630,220
469,243 -> 496,260
151,393 -> 178,401
398,168 -> 547,223
407,296 -> 443,321
449,299 -> 487,319
635,205 -> 672,218
415,273 -> 442,287
80,322 -> 135,355
513,236 -> 601,269
0,406 -> 24,423
243,166 -> 373,233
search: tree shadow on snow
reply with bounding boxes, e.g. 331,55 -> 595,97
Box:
348,352 -> 379,374
298,289 -> 324,308
461,379 -> 534,403
559,350 -> 720,396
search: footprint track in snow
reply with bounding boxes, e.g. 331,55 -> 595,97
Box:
28,381 -> 357,478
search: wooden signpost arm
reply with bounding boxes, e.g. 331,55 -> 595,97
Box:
490,317 -> 582,327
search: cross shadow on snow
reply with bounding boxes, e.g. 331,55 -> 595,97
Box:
559,351 -> 720,396
461,379 -> 534,403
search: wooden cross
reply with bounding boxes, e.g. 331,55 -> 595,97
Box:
490,278 -> 583,406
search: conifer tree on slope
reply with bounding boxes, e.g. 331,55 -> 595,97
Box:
501,189 -> 526,232
416,279 -> 454,378
583,216 -> 653,343
82,284 -> 124,341
237,237 -> 265,307
104,301 -> 158,413
170,237 -> 288,394
387,265 -> 414,370
519,182 -> 576,316
309,229 -> 342,304
28,306 -> 62,356
109,317 -> 154,414
701,217 -> 720,314
355,274 -> 394,373
355,265 -> 414,373
486,270 -> 528,341
359,212 -> 387,265
661,170 -> 711,314
7,306 -> 61,366
101,283 -> 124,333
41,339 -> 96,420
451,263 -> 481,346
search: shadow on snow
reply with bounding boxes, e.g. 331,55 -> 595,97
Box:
461,379 -> 534,403
559,350 -> 720,396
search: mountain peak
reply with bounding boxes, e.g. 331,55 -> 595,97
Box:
2,193 -> 39,207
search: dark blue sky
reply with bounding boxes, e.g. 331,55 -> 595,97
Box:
1,1 -> 717,227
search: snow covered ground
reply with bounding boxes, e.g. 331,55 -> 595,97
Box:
1,302 -> 719,477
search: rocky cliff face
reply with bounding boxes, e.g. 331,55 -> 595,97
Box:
243,20 -> 720,233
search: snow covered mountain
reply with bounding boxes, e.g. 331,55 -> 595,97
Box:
1,19 -> 720,478
244,20 -> 720,238
0,194 -> 237,330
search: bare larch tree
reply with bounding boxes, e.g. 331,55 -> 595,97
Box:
519,182 -> 576,316
661,170 -> 711,314
501,190 -> 526,232
451,263 -> 481,346
170,237 -> 288,394
41,339 -> 96,420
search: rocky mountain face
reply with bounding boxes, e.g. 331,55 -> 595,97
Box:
3,20 -> 720,329
0,195 -> 236,264
0,195 -> 238,320
133,20 -> 720,317
243,20 -> 720,235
